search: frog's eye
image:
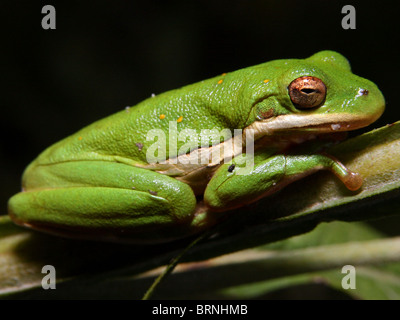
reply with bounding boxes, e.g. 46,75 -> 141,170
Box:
288,76 -> 326,109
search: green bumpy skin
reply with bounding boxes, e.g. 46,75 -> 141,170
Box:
8,51 -> 385,243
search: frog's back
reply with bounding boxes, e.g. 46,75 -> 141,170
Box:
31,68 -> 258,169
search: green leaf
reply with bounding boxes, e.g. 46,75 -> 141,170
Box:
141,221 -> 400,299
216,221 -> 400,300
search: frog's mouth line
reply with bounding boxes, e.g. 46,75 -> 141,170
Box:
246,112 -> 383,138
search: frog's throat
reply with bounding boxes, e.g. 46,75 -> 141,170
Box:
245,112 -> 382,138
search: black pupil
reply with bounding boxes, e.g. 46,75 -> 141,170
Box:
301,88 -> 316,94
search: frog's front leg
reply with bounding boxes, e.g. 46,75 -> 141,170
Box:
8,161 -> 201,243
204,153 -> 362,212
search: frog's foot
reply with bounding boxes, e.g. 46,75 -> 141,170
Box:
320,154 -> 362,191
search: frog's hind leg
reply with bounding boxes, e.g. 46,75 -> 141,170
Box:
8,161 -> 204,243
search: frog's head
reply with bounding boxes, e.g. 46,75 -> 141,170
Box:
245,51 -> 385,139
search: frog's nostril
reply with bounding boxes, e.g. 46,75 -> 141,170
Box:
356,88 -> 370,98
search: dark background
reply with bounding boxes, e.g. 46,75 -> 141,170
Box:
0,0 -> 399,300
1,1 -> 398,222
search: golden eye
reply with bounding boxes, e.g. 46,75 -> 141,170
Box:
288,76 -> 327,109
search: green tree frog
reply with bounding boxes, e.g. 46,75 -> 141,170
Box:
8,51 -> 385,243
